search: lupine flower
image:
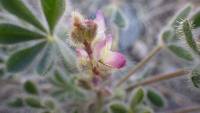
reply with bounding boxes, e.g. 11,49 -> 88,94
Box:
75,11 -> 126,70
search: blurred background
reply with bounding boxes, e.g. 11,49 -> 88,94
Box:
0,0 -> 200,113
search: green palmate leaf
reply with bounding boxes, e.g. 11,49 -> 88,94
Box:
109,103 -> 129,113
23,80 -> 38,95
55,38 -> 77,73
191,10 -> 200,28
147,89 -> 165,108
171,4 -> 192,28
25,96 -> 43,108
167,45 -> 193,61
36,43 -> 55,75
49,69 -> 67,87
113,9 -> 127,28
50,70 -> 85,101
7,97 -> 24,108
6,41 -> 46,73
41,0 -> 65,34
190,65 -> 200,88
130,87 -> 144,109
54,70 -> 66,84
0,0 -> 46,32
182,20 -> 200,55
0,24 -> 46,44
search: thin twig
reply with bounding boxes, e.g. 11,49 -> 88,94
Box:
126,69 -> 190,92
168,106 -> 200,113
116,44 -> 163,87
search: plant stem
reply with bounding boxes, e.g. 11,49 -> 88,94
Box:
126,69 -> 190,92
96,90 -> 104,113
116,44 -> 163,87
168,106 -> 200,113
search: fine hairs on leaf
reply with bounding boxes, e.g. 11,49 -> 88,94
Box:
171,4 -> 192,29
191,10 -> 200,28
167,44 -> 194,61
190,64 -> 200,88
181,20 -> 200,55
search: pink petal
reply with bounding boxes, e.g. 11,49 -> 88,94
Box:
95,10 -> 106,38
93,38 -> 107,60
92,35 -> 113,60
102,51 -> 126,69
106,34 -> 112,50
76,48 -> 88,59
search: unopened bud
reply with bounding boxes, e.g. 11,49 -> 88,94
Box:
84,20 -> 97,42
70,12 -> 97,45
72,11 -> 84,27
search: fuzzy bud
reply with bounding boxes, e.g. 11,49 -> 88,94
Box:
84,20 -> 97,42
70,12 -> 97,44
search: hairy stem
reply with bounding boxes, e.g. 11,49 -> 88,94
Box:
97,92 -> 104,113
84,41 -> 100,75
116,44 -> 163,87
168,106 -> 200,113
126,69 -> 190,92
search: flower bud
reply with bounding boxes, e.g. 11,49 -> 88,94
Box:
72,11 -> 84,27
70,12 -> 97,45
84,20 -> 97,42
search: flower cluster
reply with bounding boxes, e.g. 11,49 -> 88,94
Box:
70,11 -> 126,79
